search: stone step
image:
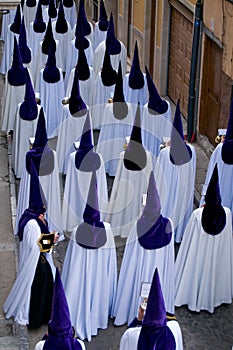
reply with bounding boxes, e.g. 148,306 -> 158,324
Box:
0,336 -> 19,350
0,317 -> 17,337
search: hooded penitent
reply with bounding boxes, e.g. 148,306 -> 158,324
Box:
124,102 -> 147,171
145,66 -> 168,114
75,112 -> 101,171
68,69 -> 87,117
222,97 -> 233,165
17,159 -> 48,241
101,48 -> 117,86
43,42 -> 60,83
75,37 -> 90,81
55,1 -> 68,34
106,12 -> 121,55
18,16 -> 31,64
48,0 -> 57,19
26,0 -> 36,7
75,170 -> 106,249
76,0 -> 91,36
42,18 -> 56,55
43,268 -> 82,350
74,12 -> 90,50
128,41 -> 144,90
25,107 -> 55,176
33,1 -> 46,33
98,0 -> 109,31
10,4 -> 21,34
19,68 -> 37,120
137,171 -> 172,249
201,164 -> 226,235
137,268 -> 176,350
169,99 -> 192,165
8,36 -> 27,86
113,61 -> 128,120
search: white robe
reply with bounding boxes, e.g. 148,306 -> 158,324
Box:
27,23 -> 45,85
23,2 -> 38,31
56,106 -> 91,174
61,222 -> 117,341
113,220 -> 175,326
37,68 -> 65,138
107,150 -> 153,237
1,73 -> 26,132
62,151 -> 108,232
52,20 -> 73,73
0,25 -> 19,75
154,145 -> 196,243
141,102 -> 173,166
14,150 -> 63,237
34,339 -> 86,350
12,104 -> 41,178
93,40 -> 127,77
96,102 -> 134,176
0,9 -> 16,42
93,22 -> 107,51
175,207 -> 233,313
3,219 -> 56,325
120,321 -> 183,350
63,4 -> 77,30
123,73 -> 148,107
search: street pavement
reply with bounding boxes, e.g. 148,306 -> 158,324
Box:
0,74 -> 233,349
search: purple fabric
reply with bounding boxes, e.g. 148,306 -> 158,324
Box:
8,36 -> 27,86
75,171 -> 106,249
43,43 -> 60,83
201,164 -> 226,235
19,17 -> 31,64
18,160 -> 48,241
75,38 -> 90,81
124,103 -> 147,171
76,0 -> 91,36
74,16 -> 89,50
48,0 -> 57,19
55,1 -> 68,34
137,171 -> 172,249
98,0 -> 108,31
222,97 -> 233,164
10,4 -> 21,34
25,108 -> 55,176
63,0 -> 74,8
40,0 -> 49,5
75,112 -> 101,171
33,1 -> 46,33
145,66 -> 168,114
42,18 -> 56,55
43,268 -> 82,350
106,13 -> 121,55
19,69 -> 38,120
169,100 -> 192,165
101,49 -> 117,86
138,268 -> 176,350
26,0 -> 36,7
128,41 -> 144,90
113,61 -> 128,120
68,69 -> 87,116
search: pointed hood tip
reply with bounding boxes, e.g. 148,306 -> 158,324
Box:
33,1 -> 46,33
19,17 -> 32,64
8,36 -> 27,86
129,41 -> 144,90
101,48 -> 117,86
55,1 -> 68,34
19,69 -> 38,121
145,66 -> 168,114
99,0 -> 109,31
10,4 -> 21,34
69,70 -> 87,116
43,43 -> 60,83
106,12 -> 121,55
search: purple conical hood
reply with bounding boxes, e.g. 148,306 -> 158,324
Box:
201,164 -> 226,235
75,171 -> 107,249
33,1 -> 46,33
8,36 -> 27,86
55,1 -> 68,34
40,0 -> 49,5
106,12 -> 121,55
138,268 -> 176,350
19,68 -> 37,120
19,17 -> 31,64
10,4 -> 21,34
26,0 -> 36,7
77,0 -> 91,36
145,66 -> 168,114
124,103 -> 147,170
28,159 -> 47,212
113,61 -> 128,120
63,0 -> 74,8
26,108 -> 55,176
48,0 -> 57,19
43,42 -> 60,83
74,14 -> 90,50
170,99 -> 192,165
129,41 -> 144,89
69,69 -> 87,116
75,112 -> 101,171
76,37 -> 90,81
137,171 -> 172,249
42,18 -> 56,55
98,0 -> 108,31
101,48 -> 117,86
222,97 -> 233,164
